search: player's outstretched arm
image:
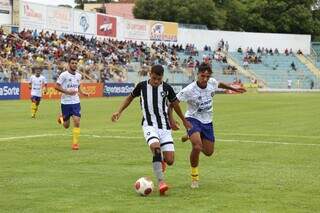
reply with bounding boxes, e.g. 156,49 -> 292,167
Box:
171,100 -> 192,130
218,82 -> 246,93
111,95 -> 134,122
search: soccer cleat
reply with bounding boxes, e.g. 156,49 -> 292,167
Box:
159,182 -> 169,196
31,114 -> 36,119
161,161 -> 167,173
181,135 -> 189,142
72,143 -> 79,150
191,180 -> 199,189
57,115 -> 64,124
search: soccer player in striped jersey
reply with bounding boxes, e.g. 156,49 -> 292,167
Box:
28,65 -> 47,118
111,64 -> 192,196
55,56 -> 89,150
173,63 -> 246,188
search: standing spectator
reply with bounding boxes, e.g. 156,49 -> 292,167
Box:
287,79 -> 292,89
225,41 -> 229,52
310,80 -> 314,89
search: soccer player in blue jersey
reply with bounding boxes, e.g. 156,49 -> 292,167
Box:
172,63 -> 246,188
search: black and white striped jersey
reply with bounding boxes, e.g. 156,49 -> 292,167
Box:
131,80 -> 177,130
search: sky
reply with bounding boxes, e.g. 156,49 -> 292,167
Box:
25,0 -> 76,7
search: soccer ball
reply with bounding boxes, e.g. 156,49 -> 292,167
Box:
134,177 -> 154,196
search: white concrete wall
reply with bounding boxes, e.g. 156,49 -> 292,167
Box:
178,28 -> 311,54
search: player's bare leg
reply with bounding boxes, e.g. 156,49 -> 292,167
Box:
150,142 -> 168,195
62,119 -> 70,129
71,116 -> 80,150
189,132 -> 203,188
162,151 -> 174,172
201,139 -> 214,157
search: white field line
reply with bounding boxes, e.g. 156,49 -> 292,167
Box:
0,133 -> 67,141
94,129 -> 320,140
1,133 -> 320,147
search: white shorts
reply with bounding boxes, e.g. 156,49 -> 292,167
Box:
142,126 -> 174,152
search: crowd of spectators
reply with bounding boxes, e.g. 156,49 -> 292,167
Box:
1,28 -> 302,84
1,27 -> 205,83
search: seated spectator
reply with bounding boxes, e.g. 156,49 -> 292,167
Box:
289,48 -> 293,55
257,47 -> 262,54
269,48 -> 273,55
285,48 -> 289,56
297,49 -> 303,55
237,47 -> 243,54
222,56 -> 227,63
274,48 -> 279,55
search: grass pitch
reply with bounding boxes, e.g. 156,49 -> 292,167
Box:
1,93 -> 320,212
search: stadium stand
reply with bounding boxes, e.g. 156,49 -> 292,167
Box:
0,27 -> 318,89
0,28 -> 250,85
230,49 -> 317,89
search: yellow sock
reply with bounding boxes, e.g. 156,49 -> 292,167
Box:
31,102 -> 37,116
72,127 -> 80,145
191,167 -> 199,181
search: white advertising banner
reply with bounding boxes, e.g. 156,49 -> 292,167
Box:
123,19 -> 149,40
20,1 -> 46,30
0,0 -> 11,25
46,6 -> 73,32
73,10 -> 96,35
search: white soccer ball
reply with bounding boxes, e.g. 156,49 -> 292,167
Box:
134,177 -> 154,196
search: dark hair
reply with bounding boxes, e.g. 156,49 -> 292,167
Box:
68,55 -> 78,63
150,64 -> 164,76
198,63 -> 212,74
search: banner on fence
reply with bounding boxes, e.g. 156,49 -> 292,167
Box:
0,83 -> 20,100
96,14 -> 117,37
20,83 -> 103,99
104,83 -> 135,97
46,6 -> 73,32
73,10 -> 96,35
20,1 -> 46,30
149,21 -> 178,42
124,19 -> 149,40
0,0 -> 12,25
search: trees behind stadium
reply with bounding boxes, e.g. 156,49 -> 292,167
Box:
133,0 -> 320,41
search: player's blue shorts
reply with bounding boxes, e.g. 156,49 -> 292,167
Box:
61,103 -> 81,121
31,96 -> 41,102
186,117 -> 215,143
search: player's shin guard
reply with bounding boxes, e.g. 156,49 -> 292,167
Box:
72,127 -> 80,145
191,167 -> 199,181
152,148 -> 164,183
